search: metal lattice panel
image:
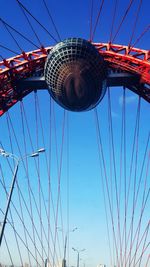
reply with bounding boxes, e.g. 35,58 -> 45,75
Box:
44,38 -> 107,111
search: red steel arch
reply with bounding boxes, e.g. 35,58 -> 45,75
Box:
0,43 -> 150,116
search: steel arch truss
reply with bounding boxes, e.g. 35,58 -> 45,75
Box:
0,43 -> 150,116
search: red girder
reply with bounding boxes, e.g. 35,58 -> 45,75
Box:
0,43 -> 150,116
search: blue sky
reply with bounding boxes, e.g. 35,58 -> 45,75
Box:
0,1 -> 150,267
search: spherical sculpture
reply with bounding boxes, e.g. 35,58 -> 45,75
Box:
45,38 -> 107,111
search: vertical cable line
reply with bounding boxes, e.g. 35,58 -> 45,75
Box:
52,103 -> 65,259
36,95 -> 56,266
108,88 -> 122,266
6,111 -> 31,266
118,88 -> 124,265
36,94 -> 54,266
5,114 -> 24,267
53,105 -> 65,256
118,88 -> 126,267
0,152 -> 44,264
0,208 -> 42,267
132,133 -> 150,267
0,179 -> 45,264
134,223 -> 149,267
35,93 -> 61,266
6,109 -> 49,263
37,97 -> 62,266
123,88 -> 127,267
91,0 -> 105,41
134,157 -> 150,264
109,0 -> 118,42
0,167 -> 14,266
21,100 -> 58,265
20,101 -> 38,266
6,112 -> 46,265
111,0 -> 135,43
94,108 -> 119,267
89,0 -> 94,41
21,101 -> 58,265
122,96 -> 141,266
48,97 -> 52,266
128,223 -> 149,266
22,101 -> 53,260
4,235 -> 14,266
52,104 -> 65,258
107,91 -> 115,266
94,108 -> 113,267
16,0 -> 58,43
66,112 -> 70,266
129,24 -> 150,51
35,93 -> 44,262
124,104 -> 150,267
128,98 -> 141,267
128,0 -> 143,47
42,0 -> 61,41
53,110 -> 66,267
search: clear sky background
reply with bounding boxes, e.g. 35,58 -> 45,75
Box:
0,1 -> 150,267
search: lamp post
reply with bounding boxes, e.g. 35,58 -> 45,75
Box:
72,248 -> 85,267
57,227 -> 77,267
0,147 -> 45,246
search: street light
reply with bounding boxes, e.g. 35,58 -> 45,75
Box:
72,248 -> 85,267
0,147 -> 45,246
57,227 -> 77,267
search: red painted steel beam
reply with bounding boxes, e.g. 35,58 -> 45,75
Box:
0,43 -> 149,116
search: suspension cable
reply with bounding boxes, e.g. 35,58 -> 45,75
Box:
21,99 -> 60,265
0,20 -> 22,52
20,101 -> 38,264
0,208 -> 43,266
6,111 -> 32,265
5,117 -> 43,264
4,235 -> 14,266
94,108 -> 119,267
91,0 -> 105,41
109,0 -> 118,42
121,96 -> 141,265
94,108 -> 113,267
108,88 -> 122,267
128,0 -> 143,47
6,111 -> 50,261
16,0 -> 58,43
42,0 -> 61,41
132,133 -> 150,266
0,18 -> 39,49
53,109 -> 66,267
36,95 -> 59,265
0,44 -> 19,55
17,0 -> 43,47
111,0 -> 135,43
5,113 -> 51,264
89,0 -> 94,41
34,93 -> 44,261
128,97 -> 141,267
130,23 -> 150,50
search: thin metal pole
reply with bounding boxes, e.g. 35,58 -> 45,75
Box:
77,252 -> 79,267
0,160 -> 19,246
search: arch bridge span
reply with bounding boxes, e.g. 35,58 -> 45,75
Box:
0,42 -> 149,116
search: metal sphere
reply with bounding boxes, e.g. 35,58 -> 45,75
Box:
44,38 -> 107,111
